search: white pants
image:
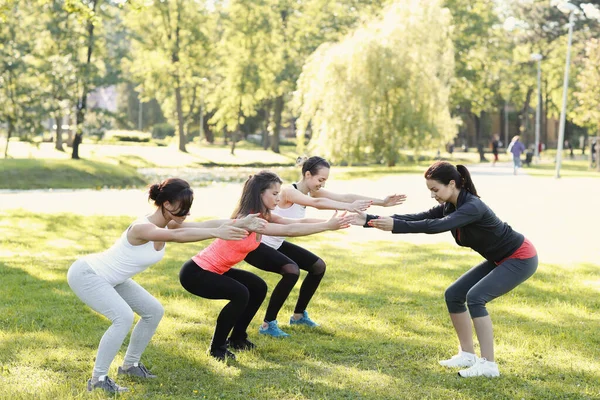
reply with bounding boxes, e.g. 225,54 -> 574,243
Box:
67,259 -> 164,378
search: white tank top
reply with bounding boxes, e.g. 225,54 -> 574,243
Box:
262,184 -> 307,249
83,217 -> 166,286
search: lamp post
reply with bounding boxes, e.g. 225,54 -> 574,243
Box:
555,2 -> 579,178
530,53 -> 543,161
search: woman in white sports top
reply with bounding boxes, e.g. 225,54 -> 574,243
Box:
67,178 -> 266,394
244,156 -> 407,337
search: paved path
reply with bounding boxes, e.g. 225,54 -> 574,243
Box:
1,162 -> 598,265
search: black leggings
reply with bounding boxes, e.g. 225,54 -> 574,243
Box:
244,241 -> 325,322
445,255 -> 538,318
179,260 -> 267,349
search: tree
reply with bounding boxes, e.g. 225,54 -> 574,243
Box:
573,38 -> 600,135
0,0 -> 39,157
124,0 -> 214,152
294,0 -> 455,165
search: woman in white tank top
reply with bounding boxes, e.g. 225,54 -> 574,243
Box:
244,156 -> 407,338
67,178 -> 266,394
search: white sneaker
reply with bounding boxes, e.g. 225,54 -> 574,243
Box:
438,351 -> 476,368
458,358 -> 500,378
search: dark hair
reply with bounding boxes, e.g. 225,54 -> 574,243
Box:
296,156 -> 330,177
148,178 -> 194,216
424,161 -> 479,197
231,171 -> 282,219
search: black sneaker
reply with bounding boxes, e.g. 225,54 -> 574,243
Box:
118,362 -> 157,378
209,345 -> 236,361
227,338 -> 256,351
87,376 -> 129,393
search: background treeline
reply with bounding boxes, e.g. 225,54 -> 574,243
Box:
1,0 -> 599,165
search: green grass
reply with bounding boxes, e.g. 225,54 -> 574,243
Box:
0,159 -> 146,190
1,211 -> 598,399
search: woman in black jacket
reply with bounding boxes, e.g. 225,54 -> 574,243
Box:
355,161 -> 537,378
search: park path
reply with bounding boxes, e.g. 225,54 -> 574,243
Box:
1,162 -> 598,265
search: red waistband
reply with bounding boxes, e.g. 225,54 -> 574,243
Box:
496,238 -> 537,265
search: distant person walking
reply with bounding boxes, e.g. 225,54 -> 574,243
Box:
491,134 -> 501,166
507,135 -> 526,175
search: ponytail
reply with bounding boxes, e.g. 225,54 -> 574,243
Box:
424,161 -> 479,197
456,165 -> 478,197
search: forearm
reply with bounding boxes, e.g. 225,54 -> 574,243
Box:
177,219 -> 229,229
312,197 -> 356,211
264,222 -> 330,237
171,228 -> 218,242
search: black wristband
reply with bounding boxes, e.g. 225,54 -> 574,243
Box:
363,214 -> 379,228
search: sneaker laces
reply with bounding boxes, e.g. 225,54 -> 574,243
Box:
104,377 -> 120,391
137,363 -> 152,377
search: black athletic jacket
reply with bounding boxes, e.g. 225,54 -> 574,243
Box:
365,190 -> 524,263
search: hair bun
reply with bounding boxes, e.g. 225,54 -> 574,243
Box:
295,156 -> 308,166
148,183 -> 161,201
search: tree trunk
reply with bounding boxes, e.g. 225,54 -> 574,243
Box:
271,95 -> 283,153
203,110 -> 214,143
55,114 -> 64,151
4,118 -> 13,158
516,87 -> 533,139
72,0 -> 98,160
230,131 -> 237,155
262,102 -> 272,149
175,86 -> 186,152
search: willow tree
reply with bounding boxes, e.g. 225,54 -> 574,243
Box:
294,0 -> 455,166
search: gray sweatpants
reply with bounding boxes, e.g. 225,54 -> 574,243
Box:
67,259 -> 164,378
444,255 -> 538,318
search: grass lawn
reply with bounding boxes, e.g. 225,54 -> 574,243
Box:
2,141 -> 599,190
0,211 -> 598,399
0,159 -> 146,190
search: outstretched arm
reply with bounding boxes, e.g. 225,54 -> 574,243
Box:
167,213 -> 267,232
369,203 -> 481,234
129,222 -> 249,244
314,188 -> 407,207
261,212 -> 352,237
285,187 -> 372,212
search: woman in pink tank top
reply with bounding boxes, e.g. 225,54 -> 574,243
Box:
179,171 -> 353,361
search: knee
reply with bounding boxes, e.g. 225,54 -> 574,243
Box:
444,284 -> 464,305
444,285 -> 467,313
281,263 -> 300,277
232,286 -> 251,306
465,291 -> 487,318
143,300 -> 165,323
311,259 -> 326,275
112,308 -> 135,330
255,278 -> 268,298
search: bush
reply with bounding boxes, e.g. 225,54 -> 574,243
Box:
152,123 -> 176,139
104,130 -> 151,142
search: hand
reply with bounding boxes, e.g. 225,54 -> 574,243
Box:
368,216 -> 394,231
348,199 -> 372,212
326,211 -> 353,230
239,213 -> 268,232
382,194 -> 407,207
349,211 -> 367,226
215,225 -> 249,240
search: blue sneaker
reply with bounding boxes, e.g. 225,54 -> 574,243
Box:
289,311 -> 319,327
259,320 -> 290,337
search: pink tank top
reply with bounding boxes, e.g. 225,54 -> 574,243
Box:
192,232 -> 260,275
